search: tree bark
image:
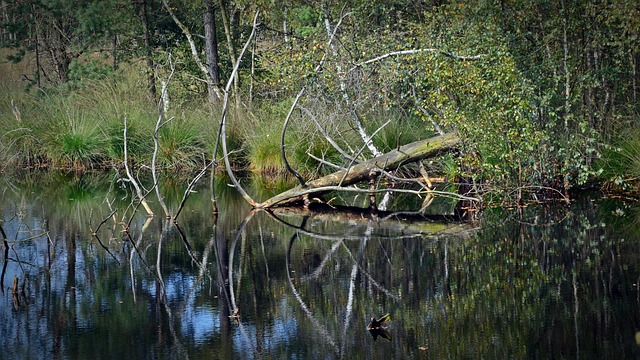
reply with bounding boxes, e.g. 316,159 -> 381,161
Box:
217,0 -> 239,98
258,132 -> 460,208
137,0 -> 157,99
204,0 -> 222,102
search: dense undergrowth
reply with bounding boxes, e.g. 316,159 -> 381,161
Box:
0,53 -> 638,199
0,58 -> 429,183
1,0 -> 639,201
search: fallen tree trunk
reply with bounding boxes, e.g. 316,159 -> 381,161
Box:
257,132 -> 460,208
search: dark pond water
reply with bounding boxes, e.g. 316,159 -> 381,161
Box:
1,172 -> 639,359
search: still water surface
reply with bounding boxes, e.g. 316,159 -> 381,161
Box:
1,172 -> 639,359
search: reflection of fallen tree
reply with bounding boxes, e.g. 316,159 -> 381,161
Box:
285,229 -> 341,356
272,203 -> 477,357
269,204 -> 477,239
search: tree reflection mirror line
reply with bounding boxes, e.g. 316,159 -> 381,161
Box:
1,223 -> 8,292
286,228 -> 341,356
265,209 -> 403,299
224,210 -> 261,356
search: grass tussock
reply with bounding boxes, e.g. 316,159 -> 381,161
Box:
1,50 -> 441,177
0,57 -> 229,172
599,127 -> 640,191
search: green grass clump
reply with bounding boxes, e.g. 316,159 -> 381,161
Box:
244,119 -> 285,174
370,114 -> 432,153
157,121 -> 206,169
599,128 -> 640,190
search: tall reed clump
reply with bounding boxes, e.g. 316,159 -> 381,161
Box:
244,116 -> 286,174
31,94 -> 108,169
161,101 -> 231,171
242,99 -> 351,177
1,66 -> 164,170
0,50 -> 37,169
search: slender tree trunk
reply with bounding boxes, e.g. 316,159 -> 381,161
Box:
112,34 -> 118,72
322,11 -> 382,158
1,1 -> 7,43
283,11 -> 289,44
217,0 -> 239,97
562,1 -> 570,131
34,13 -> 42,88
138,0 -> 157,99
204,0 -> 222,103
249,34 -> 255,104
632,52 -> 637,107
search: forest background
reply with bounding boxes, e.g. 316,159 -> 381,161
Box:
0,0 -> 638,204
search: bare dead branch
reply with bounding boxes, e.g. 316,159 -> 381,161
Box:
306,152 -> 344,170
323,14 -> 381,158
258,132 -> 461,208
123,116 -> 153,216
218,11 -> 261,207
339,120 -> 391,186
297,105 -> 358,163
152,54 -> 177,219
281,89 -> 307,187
352,48 -> 484,71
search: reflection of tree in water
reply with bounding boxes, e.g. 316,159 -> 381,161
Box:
418,197 -> 640,359
1,176 -> 639,359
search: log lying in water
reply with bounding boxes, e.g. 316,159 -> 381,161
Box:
258,132 -> 460,208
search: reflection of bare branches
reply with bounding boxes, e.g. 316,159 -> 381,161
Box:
226,210 -> 262,357
341,226 -> 370,356
92,233 -> 119,263
299,239 -> 343,281
125,217 -> 153,273
196,226 -> 216,283
90,208 -> 119,262
340,241 -> 400,300
154,244 -> 189,359
286,231 -> 340,356
1,224 -> 8,292
173,160 -> 213,221
154,219 -> 171,305
128,217 -> 153,303
268,210 -> 402,300
264,208 -> 467,241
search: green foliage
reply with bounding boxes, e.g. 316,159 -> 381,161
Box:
1,0 -> 639,194
598,128 -> 640,190
397,4 -> 540,188
67,57 -> 117,86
